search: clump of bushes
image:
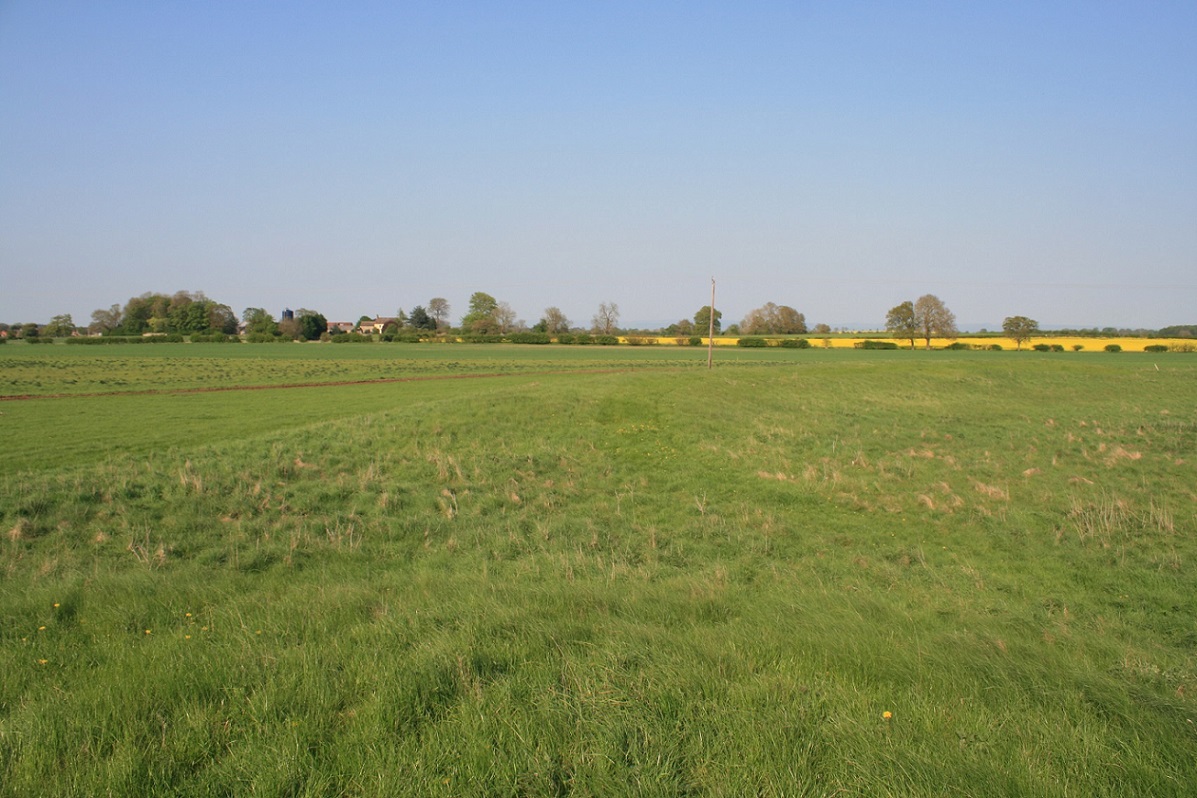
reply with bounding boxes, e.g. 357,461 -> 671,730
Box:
1144,344 -> 1169,353
190,333 -> 234,343
595,335 -> 619,345
737,337 -> 767,347
945,342 -> 972,350
508,332 -> 551,345
332,333 -> 372,343
779,338 -> 811,348
1051,344 -> 1065,352
988,344 -> 1003,351
855,340 -> 899,350
1104,344 -> 1122,353
624,336 -> 657,346
1032,343 -> 1052,352
688,336 -> 704,346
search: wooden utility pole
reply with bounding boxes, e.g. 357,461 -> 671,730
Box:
707,277 -> 716,370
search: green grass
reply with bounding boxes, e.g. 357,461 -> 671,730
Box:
1,347 -> 1194,796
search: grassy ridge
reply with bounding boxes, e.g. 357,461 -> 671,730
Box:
1,351 -> 1195,795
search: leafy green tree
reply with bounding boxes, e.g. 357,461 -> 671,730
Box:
462,292 -> 500,334
694,305 -> 722,335
885,301 -> 918,349
914,294 -> 958,350
20,322 -> 40,339
43,314 -> 75,337
296,309 -> 328,341
409,306 -> 436,330
1002,315 -> 1039,350
243,308 -> 278,336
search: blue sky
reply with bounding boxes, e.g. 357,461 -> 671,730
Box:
2,1 -> 1194,330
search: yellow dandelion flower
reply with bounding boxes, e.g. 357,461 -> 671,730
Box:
38,626 -> 46,631
184,634 -> 191,640
37,659 -> 48,665
53,603 -> 60,608
144,629 -> 152,635
883,711 -> 893,720
185,612 -> 192,618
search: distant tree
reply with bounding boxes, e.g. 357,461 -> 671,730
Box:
295,309 -> 327,341
43,314 -> 75,337
741,302 -> 806,335
409,305 -> 436,330
90,304 -> 122,335
693,305 -> 722,335
592,302 -> 620,335
462,292 -> 500,333
1002,315 -> 1039,350
885,301 -> 918,349
674,319 -> 694,336
538,307 -> 571,334
428,297 -> 450,328
242,308 -> 278,336
913,294 -> 958,350
812,323 -> 832,334
495,302 -> 518,334
278,317 -> 301,339
21,322 -> 40,339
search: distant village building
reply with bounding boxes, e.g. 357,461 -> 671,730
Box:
360,317 -> 399,334
328,321 -> 355,334
281,309 -> 294,321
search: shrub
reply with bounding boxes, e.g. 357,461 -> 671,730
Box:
1050,344 -> 1065,352
988,344 -> 1003,351
688,336 -> 704,347
1072,344 -> 1084,352
945,342 -> 972,350
190,333 -> 232,343
1032,343 -> 1051,352
245,333 -> 286,343
508,332 -> 551,345
1144,344 -> 1169,353
1173,342 -> 1196,353
779,338 -> 811,349
624,336 -> 657,346
574,335 -> 594,345
26,336 -> 55,344
461,334 -> 502,344
855,340 -> 899,350
556,334 -> 575,345
331,333 -> 371,343
595,335 -> 619,346
737,337 -> 768,347
1104,344 -> 1122,353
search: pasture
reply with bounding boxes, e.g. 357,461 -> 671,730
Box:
1,344 -> 1194,796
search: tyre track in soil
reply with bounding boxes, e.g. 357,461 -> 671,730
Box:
0,367 -> 660,402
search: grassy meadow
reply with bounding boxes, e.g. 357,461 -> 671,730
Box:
1,344 -> 1195,796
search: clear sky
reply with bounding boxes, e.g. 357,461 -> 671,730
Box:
2,1 -> 1195,331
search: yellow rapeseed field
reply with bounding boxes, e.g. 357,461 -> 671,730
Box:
632,336 -> 1195,352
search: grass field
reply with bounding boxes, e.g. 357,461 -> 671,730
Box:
1,345 -> 1194,796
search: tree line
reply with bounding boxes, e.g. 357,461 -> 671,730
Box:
4,289 -> 1192,343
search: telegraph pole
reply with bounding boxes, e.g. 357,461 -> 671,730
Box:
707,277 -> 715,370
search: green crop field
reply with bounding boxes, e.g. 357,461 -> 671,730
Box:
1,344 -> 1194,796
